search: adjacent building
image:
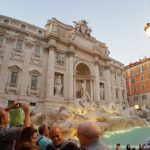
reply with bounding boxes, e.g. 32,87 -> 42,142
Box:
0,15 -> 128,112
124,57 -> 150,107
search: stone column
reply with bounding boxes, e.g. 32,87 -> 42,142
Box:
94,62 -> 100,102
66,47 -> 74,101
46,40 -> 56,99
105,67 -> 112,104
90,80 -> 93,100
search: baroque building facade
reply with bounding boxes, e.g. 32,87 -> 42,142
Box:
0,15 -> 128,112
125,57 -> 150,108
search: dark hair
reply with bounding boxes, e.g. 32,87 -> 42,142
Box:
116,143 -> 121,150
126,144 -> 131,150
38,124 -> 46,135
19,127 -> 37,143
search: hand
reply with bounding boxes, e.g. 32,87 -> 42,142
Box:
20,103 -> 30,113
5,102 -> 20,111
9,102 -> 20,109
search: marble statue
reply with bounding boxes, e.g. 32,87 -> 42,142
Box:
54,75 -> 63,96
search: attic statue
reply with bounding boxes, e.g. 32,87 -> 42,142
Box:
73,20 -> 92,36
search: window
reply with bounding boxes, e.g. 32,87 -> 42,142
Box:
31,75 -> 37,89
10,71 -> 18,87
140,75 -> 144,81
29,70 -> 40,93
142,95 -> 147,100
21,24 -> 26,29
133,86 -> 137,93
130,70 -> 135,76
141,84 -> 145,91
4,19 -> 9,24
122,89 -> 125,99
34,45 -> 40,58
138,66 -> 143,73
30,102 -> 36,106
16,39 -> 23,52
115,88 -> 119,99
0,35 -> 4,47
38,30 -> 42,35
131,78 -> 135,83
133,96 -> 138,101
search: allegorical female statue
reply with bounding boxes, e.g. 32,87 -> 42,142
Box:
54,75 -> 63,96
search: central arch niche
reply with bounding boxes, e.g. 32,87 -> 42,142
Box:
75,63 -> 93,99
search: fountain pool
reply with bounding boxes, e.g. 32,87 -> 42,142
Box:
103,126 -> 150,149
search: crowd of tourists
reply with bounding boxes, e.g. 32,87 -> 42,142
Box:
0,102 -> 149,150
0,102 -> 110,150
115,143 -> 144,150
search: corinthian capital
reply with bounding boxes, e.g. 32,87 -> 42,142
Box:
46,39 -> 56,49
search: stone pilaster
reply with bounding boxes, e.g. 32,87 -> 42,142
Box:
66,47 -> 75,101
94,61 -> 100,102
105,67 -> 112,103
46,40 -> 56,99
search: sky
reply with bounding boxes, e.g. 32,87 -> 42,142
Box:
0,0 -> 150,66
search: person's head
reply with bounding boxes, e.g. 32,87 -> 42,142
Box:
116,143 -> 121,150
38,124 -> 49,137
126,144 -> 131,150
19,127 -> 37,146
0,108 -> 8,126
49,127 -> 63,146
77,121 -> 102,147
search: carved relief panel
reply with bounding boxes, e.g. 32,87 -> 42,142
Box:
55,52 -> 65,66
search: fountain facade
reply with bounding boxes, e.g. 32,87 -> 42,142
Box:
0,16 -> 129,129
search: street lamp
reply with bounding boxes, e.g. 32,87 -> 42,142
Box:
144,23 -> 150,37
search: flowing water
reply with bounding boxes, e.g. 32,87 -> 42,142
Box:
102,126 -> 150,149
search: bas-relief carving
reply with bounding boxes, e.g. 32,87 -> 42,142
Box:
25,40 -> 34,48
11,51 -> 24,62
55,52 -> 65,66
30,57 -> 42,66
69,30 -> 76,41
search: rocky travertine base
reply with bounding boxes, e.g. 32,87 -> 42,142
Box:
30,104 -> 149,140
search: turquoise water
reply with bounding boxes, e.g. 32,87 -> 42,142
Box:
102,127 -> 150,149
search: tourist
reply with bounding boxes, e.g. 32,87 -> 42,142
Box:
142,137 -> 150,150
0,102 -> 30,150
77,121 -> 110,150
116,143 -> 122,150
138,144 -> 143,150
131,146 -> 136,150
46,126 -> 79,150
17,126 -> 39,150
37,123 -> 52,150
126,144 -> 131,150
